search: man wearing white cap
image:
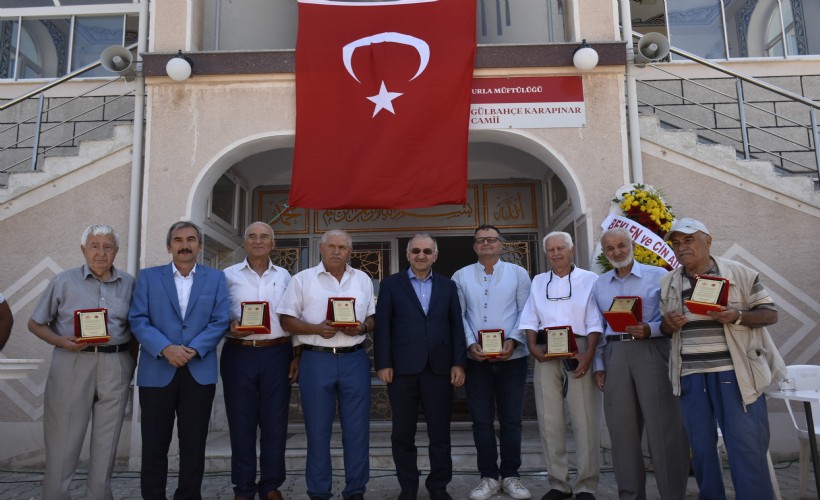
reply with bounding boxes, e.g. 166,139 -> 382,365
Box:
660,218 -> 785,500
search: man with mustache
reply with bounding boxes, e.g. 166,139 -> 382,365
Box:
660,218 -> 785,500
129,221 -> 231,500
591,228 -> 689,500
28,224 -> 135,500
277,229 -> 375,500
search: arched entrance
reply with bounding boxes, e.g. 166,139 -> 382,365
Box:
185,129 -> 588,424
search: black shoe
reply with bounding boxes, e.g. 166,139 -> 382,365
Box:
397,492 -> 417,500
575,494 -> 596,500
429,489 -> 452,500
541,490 -> 572,500
345,495 -> 365,500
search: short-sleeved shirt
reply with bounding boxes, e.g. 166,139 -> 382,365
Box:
276,262 -> 376,348
224,259 -> 291,340
31,265 -> 135,345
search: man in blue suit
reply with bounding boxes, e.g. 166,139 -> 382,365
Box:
129,221 -> 231,500
375,234 -> 467,500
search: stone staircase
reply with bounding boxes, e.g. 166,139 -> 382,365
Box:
639,114 -> 820,211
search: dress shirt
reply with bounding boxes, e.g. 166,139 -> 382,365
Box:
452,260 -> 531,359
224,259 -> 291,340
172,263 -> 196,320
30,265 -> 134,345
0,292 -> 5,303
407,267 -> 433,315
518,266 -> 602,343
276,262 -> 376,348
591,261 -> 667,372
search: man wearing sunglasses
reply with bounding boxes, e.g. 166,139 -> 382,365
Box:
452,225 -> 533,500
519,232 -> 603,500
374,234 -> 467,500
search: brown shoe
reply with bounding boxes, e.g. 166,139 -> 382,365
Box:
267,491 -> 284,500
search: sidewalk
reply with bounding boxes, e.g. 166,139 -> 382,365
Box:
0,460 -> 813,500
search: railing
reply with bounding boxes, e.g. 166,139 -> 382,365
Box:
632,32 -> 820,180
0,47 -> 137,177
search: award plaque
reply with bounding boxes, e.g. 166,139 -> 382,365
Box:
326,297 -> 359,327
540,326 -> 578,359
478,329 -> 504,357
685,275 -> 729,315
74,308 -> 110,344
603,296 -> 643,332
237,301 -> 271,333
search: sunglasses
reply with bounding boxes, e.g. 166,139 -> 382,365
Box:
409,248 -> 435,255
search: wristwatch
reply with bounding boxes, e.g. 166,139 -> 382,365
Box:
733,309 -> 744,325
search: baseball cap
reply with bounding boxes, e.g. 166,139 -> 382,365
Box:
668,218 -> 710,235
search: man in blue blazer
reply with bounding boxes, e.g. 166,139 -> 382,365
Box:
129,221 -> 231,500
375,234 -> 467,500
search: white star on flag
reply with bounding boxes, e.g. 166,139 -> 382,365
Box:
366,81 -> 403,117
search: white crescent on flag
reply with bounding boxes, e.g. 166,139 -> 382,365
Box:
342,32 -> 430,83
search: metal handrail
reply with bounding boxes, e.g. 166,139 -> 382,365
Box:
632,31 -> 820,178
0,43 -> 137,112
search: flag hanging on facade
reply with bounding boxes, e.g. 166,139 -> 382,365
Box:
291,0 -> 476,209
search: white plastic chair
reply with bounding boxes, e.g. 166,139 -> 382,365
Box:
783,364 -> 820,499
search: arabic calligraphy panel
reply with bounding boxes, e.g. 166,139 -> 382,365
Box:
257,189 -> 309,235
483,183 -> 538,229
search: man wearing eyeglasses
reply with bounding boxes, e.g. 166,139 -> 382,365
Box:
591,228 -> 689,500
518,231 -> 603,500
452,225 -> 532,500
28,224 -> 136,500
222,221 -> 296,500
374,234 -> 467,500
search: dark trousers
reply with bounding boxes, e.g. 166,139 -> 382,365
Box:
221,342 -> 293,498
465,356 -> 528,480
139,366 -> 216,500
389,366 -> 454,494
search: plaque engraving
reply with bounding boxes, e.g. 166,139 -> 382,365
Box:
74,308 -> 110,344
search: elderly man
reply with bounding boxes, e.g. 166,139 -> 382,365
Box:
129,221 -> 231,500
28,224 -> 135,500
519,231 -> 603,500
277,229 -> 375,500
375,234 -> 466,500
452,225 -> 532,500
222,222 -> 296,500
0,292 -> 12,350
591,228 -> 689,500
660,218 -> 785,500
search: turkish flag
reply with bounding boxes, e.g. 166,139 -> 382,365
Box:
291,0 -> 476,209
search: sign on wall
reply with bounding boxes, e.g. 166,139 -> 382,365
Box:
469,76 -> 585,129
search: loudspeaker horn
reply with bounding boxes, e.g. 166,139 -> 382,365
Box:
100,45 -> 135,77
634,32 -> 670,65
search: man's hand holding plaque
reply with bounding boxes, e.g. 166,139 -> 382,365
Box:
236,301 -> 271,334
540,325 -> 578,359
685,276 -> 729,315
74,308 -> 110,344
478,329 -> 504,358
327,297 -> 359,327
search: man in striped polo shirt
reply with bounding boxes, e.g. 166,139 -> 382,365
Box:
660,218 -> 785,500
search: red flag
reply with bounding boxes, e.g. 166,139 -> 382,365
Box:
291,0 -> 476,209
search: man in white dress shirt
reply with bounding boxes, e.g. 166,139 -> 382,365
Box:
452,225 -> 532,500
223,221 -> 296,500
277,229 -> 376,500
518,231 -> 603,500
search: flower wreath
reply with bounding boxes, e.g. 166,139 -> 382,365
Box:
597,183 -> 676,272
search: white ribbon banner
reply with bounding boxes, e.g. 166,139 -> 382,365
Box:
600,213 -> 681,269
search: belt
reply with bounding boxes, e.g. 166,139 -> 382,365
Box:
302,343 -> 364,354
226,337 -> 290,347
607,334 -> 635,342
81,343 -> 129,353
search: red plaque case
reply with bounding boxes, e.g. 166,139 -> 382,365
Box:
74,308 -> 110,344
603,296 -> 643,332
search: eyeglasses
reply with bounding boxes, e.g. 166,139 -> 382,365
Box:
545,267 -> 573,301
409,248 -> 435,255
474,237 -> 501,244
245,234 -> 272,241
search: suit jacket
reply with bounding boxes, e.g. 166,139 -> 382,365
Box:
374,269 -> 467,376
129,263 -> 231,387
